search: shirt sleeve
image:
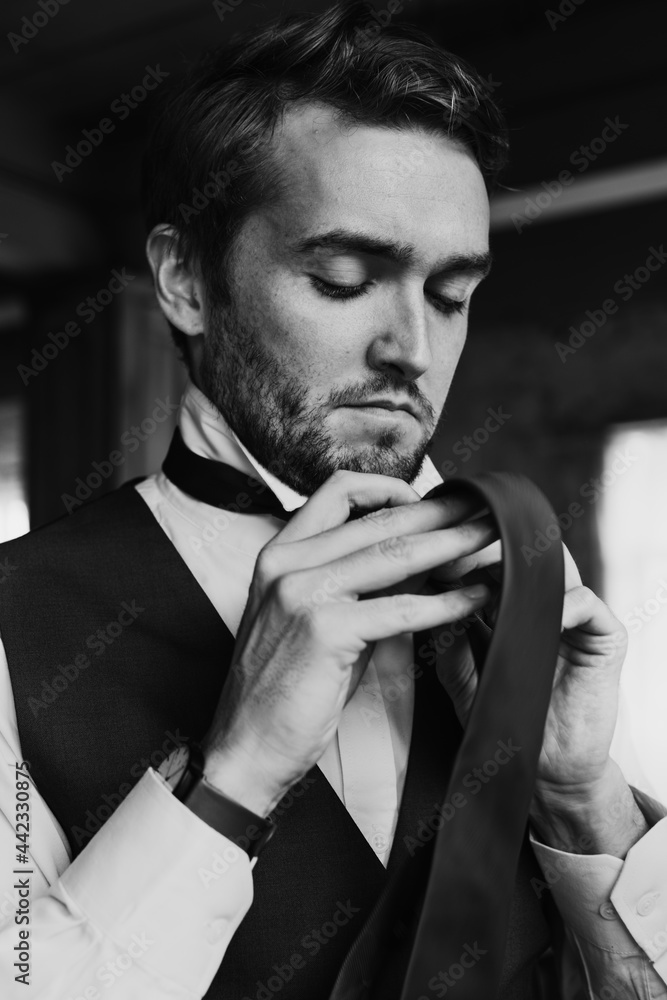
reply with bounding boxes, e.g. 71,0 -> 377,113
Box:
530,790 -> 667,998
0,766 -> 254,999
0,623 -> 254,1000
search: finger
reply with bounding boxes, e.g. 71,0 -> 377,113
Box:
293,519 -> 499,602
562,586 -> 625,646
268,491 -> 484,580
430,538 -> 502,584
422,483 -> 489,519
278,470 -> 483,546
277,470 -> 421,543
330,584 -> 491,644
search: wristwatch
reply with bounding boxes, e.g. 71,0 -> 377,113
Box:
159,741 -> 276,858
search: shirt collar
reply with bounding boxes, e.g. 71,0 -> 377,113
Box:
177,379 -> 443,512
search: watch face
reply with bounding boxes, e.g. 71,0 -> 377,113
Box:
158,745 -> 190,789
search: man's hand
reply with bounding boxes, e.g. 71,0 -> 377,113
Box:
435,539 -> 648,859
529,549 -> 648,858
201,470 -> 494,816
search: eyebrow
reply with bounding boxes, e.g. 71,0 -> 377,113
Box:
288,228 -> 492,279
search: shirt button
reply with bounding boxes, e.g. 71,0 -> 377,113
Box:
598,901 -> 617,920
371,831 -> 388,854
637,892 -> 660,917
205,918 -> 229,944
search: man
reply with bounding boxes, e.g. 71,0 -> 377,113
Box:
0,2 -> 666,997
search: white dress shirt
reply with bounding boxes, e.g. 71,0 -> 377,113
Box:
0,380 -> 666,998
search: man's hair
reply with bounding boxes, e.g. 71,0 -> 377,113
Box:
141,0 -> 508,361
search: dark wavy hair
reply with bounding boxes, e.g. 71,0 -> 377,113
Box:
141,0 -> 508,360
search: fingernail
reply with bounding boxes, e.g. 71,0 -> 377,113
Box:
462,584 -> 488,600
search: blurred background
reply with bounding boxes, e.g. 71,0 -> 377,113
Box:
0,0 -> 665,796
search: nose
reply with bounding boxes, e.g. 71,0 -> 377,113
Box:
366,286 -> 432,382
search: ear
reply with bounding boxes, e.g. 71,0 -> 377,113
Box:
145,225 -> 205,337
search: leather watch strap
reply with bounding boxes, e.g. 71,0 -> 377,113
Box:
172,741 -> 276,858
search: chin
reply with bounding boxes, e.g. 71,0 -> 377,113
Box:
327,440 -> 428,485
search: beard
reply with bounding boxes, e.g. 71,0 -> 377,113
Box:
199,298 -> 439,498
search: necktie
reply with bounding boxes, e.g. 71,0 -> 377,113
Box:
329,472 -> 564,1000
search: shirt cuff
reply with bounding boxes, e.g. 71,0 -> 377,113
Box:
59,767 -> 254,995
530,816 -> 667,992
610,818 -> 667,980
530,836 -> 635,953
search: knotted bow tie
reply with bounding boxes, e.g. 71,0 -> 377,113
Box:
162,425 -> 291,520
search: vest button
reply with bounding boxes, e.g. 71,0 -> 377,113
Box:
637,892 -> 660,917
598,901 -> 617,920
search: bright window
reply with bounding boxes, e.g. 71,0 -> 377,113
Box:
598,421 -> 667,802
0,399 -> 29,543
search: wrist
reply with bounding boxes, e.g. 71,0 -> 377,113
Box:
162,741 -> 277,857
531,761 -> 648,858
202,742 -> 293,817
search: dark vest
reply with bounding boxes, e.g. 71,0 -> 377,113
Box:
0,483 -> 554,999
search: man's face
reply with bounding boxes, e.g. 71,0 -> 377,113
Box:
198,103 -> 490,496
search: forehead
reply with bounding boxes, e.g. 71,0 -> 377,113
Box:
261,102 -> 490,265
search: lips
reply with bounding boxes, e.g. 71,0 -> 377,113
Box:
345,398 -> 419,419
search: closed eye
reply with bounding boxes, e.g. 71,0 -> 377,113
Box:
427,293 -> 468,317
308,275 -> 371,300
309,275 -> 467,316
